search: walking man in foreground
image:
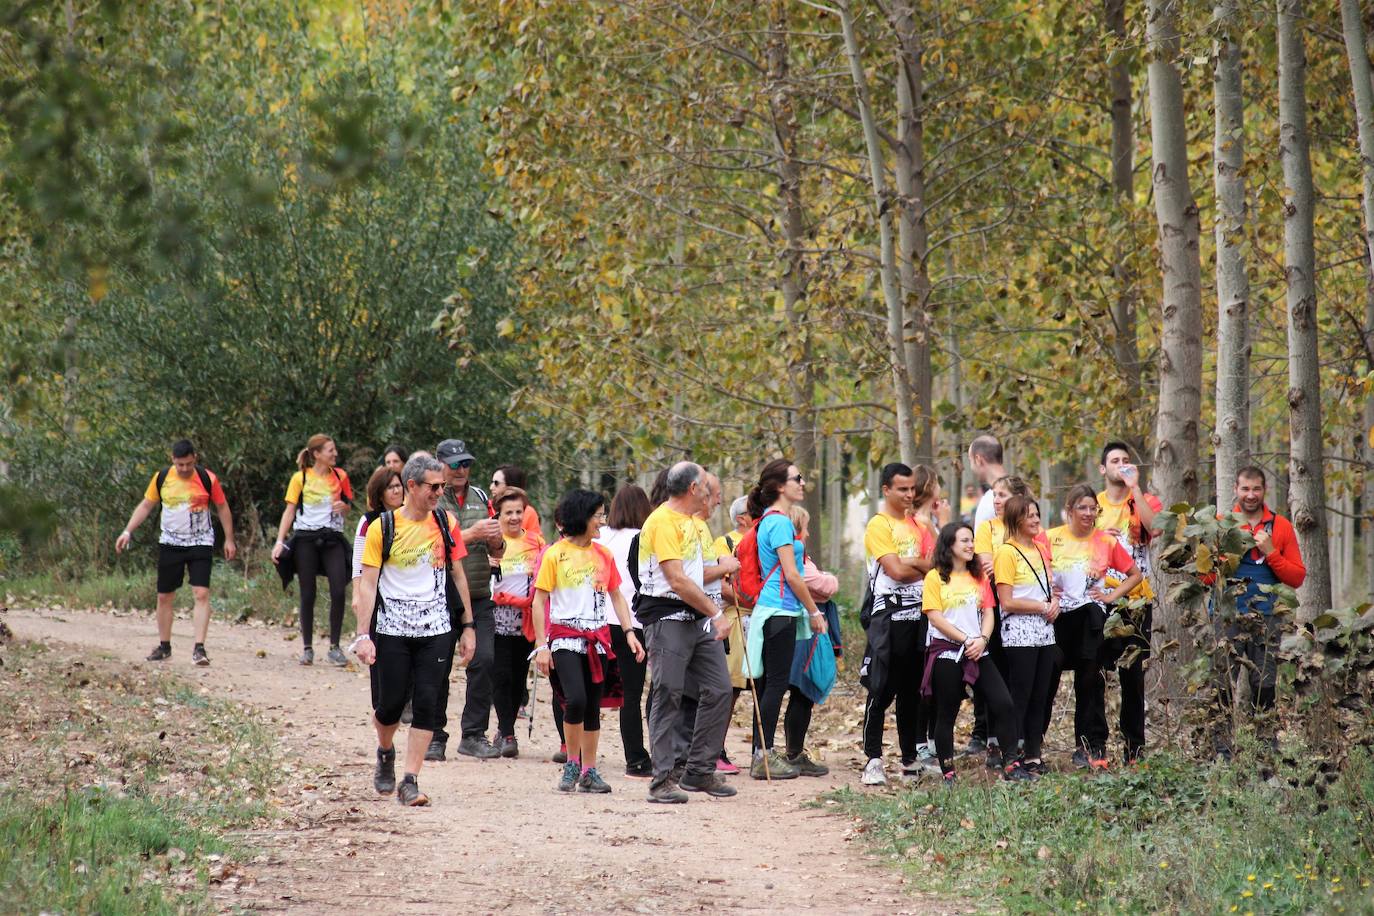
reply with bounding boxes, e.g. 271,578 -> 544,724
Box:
354,454 -> 475,806
116,439 -> 236,666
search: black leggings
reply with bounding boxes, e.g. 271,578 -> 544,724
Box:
552,649 -> 602,731
930,657 -> 1018,771
751,614 -> 797,752
1004,644 -> 1059,760
492,633 -> 534,739
295,533 -> 349,647
372,632 -> 449,731
612,626 -> 649,768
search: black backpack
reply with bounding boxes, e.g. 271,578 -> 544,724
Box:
377,507 -> 460,623
156,465 -> 214,500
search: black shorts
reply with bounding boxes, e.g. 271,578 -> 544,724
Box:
157,545 -> 213,593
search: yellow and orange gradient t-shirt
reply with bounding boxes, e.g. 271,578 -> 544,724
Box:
144,467 -> 226,548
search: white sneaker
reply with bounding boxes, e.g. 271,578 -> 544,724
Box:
861,757 -> 887,786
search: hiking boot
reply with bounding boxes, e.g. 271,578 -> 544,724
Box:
498,736 -> 519,758
457,735 -> 502,759
985,745 -> 1004,770
786,750 -> 830,777
916,743 -> 941,775
578,767 -> 613,794
518,704 -> 531,720
400,700 -> 413,725
1002,761 -> 1036,782
374,747 -> 396,794
191,645 -> 210,667
424,738 -> 446,762
647,778 -> 689,804
397,775 -> 429,806
1071,748 -> 1090,769
299,646 -> 315,666
146,644 -> 172,662
327,645 -> 347,666
669,763 -> 686,784
681,770 -> 738,797
1089,757 -> 1110,774
1023,759 -> 1047,776
942,770 -> 958,788
962,736 -> 987,757
551,743 -> 568,764
861,758 -> 888,786
557,761 -> 581,792
750,749 -> 799,780
624,760 -> 654,778
716,751 -> 740,775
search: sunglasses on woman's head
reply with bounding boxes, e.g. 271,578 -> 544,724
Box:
447,459 -> 474,470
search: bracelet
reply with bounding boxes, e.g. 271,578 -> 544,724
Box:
460,621 -> 475,630
347,634 -> 371,651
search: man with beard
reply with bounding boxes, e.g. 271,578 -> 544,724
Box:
1214,466 -> 1306,756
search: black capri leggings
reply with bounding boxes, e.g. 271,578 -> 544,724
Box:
552,649 -> 602,731
372,631 -> 449,731
294,533 -> 349,647
492,633 -> 534,739
1004,644 -> 1059,760
930,657 -> 1018,772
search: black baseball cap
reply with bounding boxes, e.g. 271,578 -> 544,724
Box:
436,439 -> 475,464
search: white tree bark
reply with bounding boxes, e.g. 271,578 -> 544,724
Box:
1147,0 -> 1205,693
837,0 -> 916,466
1278,0 -> 1333,617
1340,0 -> 1374,601
1213,0 -> 1251,510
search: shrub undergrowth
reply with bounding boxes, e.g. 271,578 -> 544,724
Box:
829,750 -> 1374,913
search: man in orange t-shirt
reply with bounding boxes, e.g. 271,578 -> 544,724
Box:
116,439 -> 236,666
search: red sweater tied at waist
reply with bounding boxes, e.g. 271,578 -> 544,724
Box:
546,623 -> 616,683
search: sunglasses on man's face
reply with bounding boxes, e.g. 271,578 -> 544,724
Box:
447,459 -> 474,470
419,481 -> 445,494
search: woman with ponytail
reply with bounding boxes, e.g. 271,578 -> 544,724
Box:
272,434 -> 354,666
743,459 -> 829,781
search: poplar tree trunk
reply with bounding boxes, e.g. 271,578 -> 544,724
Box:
1213,0 -> 1251,510
1340,0 -> 1374,600
766,0 -> 823,555
1146,0 -> 1205,694
1106,0 -> 1146,480
1278,0 -> 1333,617
838,0 -> 916,466
891,2 -> 934,464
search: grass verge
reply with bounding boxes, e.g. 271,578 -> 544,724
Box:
0,549 -> 339,631
827,750 -> 1374,913
0,637 -> 277,914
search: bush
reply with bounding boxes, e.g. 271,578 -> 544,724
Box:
829,749 -> 1374,913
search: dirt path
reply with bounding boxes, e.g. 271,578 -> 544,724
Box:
9,605 -> 941,915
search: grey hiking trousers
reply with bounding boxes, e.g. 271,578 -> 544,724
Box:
646,617 -> 732,785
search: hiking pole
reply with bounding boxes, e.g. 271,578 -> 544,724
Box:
732,591 -> 771,781
528,659 -> 540,741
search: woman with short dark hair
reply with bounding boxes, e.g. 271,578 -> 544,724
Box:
533,489 -> 645,793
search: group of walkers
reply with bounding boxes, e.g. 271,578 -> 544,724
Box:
115,428 -> 1306,804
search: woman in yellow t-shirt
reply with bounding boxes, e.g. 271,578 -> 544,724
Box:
271,433 -> 354,667
921,522 -> 1026,783
993,494 -> 1057,777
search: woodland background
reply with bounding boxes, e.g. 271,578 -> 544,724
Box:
2,0 -> 1372,634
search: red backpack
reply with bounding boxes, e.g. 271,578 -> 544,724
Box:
733,509 -> 786,607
